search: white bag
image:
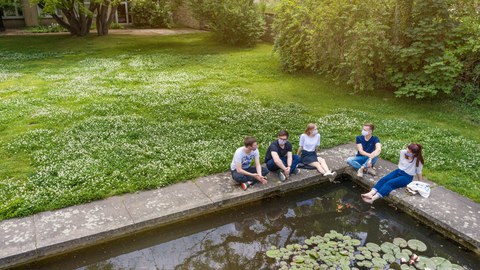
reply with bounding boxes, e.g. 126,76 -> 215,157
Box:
406,181 -> 431,198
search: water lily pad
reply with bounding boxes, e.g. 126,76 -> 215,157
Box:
393,237 -> 408,248
372,252 -> 381,258
382,242 -> 401,254
451,264 -> 465,270
400,264 -> 414,270
366,242 -> 381,252
372,257 -> 388,268
407,239 -> 427,252
383,253 -> 396,263
395,252 -> 409,261
431,257 -> 452,269
415,256 -> 436,270
363,260 -> 373,268
266,250 -> 280,258
402,249 -> 412,256
355,254 -> 365,260
304,239 -> 313,245
351,239 -> 361,246
293,255 -> 305,263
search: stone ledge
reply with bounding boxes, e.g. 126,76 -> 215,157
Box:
0,143 -> 478,269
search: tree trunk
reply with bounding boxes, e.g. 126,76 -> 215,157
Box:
96,1 -> 118,36
0,8 -> 7,32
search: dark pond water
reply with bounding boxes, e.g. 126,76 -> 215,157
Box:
16,177 -> 479,270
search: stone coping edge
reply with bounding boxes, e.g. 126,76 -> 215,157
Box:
0,169 -> 335,269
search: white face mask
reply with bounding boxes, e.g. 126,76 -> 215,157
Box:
278,139 -> 287,145
361,130 -> 369,136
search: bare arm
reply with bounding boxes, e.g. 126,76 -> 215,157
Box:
271,152 -> 286,170
287,152 -> 292,167
255,155 -> 267,184
297,146 -> 303,156
371,143 -> 382,158
416,173 -> 423,181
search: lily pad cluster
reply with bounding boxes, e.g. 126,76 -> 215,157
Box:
265,231 -> 465,270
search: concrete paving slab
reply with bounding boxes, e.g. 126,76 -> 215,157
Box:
399,185 -> 480,251
0,216 -> 36,265
124,180 -> 212,225
34,196 -> 133,251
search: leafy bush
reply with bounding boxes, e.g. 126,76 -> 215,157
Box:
109,22 -> 124,29
131,0 -> 173,28
25,23 -> 66,33
273,0 -> 480,102
188,0 -> 265,46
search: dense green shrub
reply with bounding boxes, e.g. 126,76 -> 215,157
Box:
25,23 -> 67,33
188,0 -> 265,46
131,0 -> 173,28
273,0 -> 480,103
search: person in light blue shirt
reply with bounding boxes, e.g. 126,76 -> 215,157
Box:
362,143 -> 424,204
346,123 -> 382,177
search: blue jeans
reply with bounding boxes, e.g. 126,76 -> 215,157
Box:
346,155 -> 379,170
231,166 -> 269,185
373,168 -> 413,197
266,155 -> 300,173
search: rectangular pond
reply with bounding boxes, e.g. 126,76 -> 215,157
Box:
13,177 -> 479,269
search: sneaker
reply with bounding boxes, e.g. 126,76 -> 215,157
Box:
293,168 -> 300,175
357,167 -> 364,177
241,183 -> 249,191
367,167 -> 377,176
279,171 -> 286,182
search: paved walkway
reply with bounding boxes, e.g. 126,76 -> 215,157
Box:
0,143 -> 479,269
0,28 -> 206,36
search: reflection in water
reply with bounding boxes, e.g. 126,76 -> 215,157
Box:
21,180 -> 478,270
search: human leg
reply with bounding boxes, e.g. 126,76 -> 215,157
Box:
362,169 -> 401,198
291,155 -> 300,173
231,170 -> 254,184
266,159 -> 279,172
376,171 -> 413,197
309,161 -> 326,174
346,156 -> 368,170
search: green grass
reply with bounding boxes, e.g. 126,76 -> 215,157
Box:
0,33 -> 479,220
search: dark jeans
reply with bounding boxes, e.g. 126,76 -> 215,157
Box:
266,155 -> 300,173
373,168 -> 413,197
231,166 -> 269,185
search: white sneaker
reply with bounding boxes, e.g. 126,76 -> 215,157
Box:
357,167 -> 364,177
279,171 -> 286,182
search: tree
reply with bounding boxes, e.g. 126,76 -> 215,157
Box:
34,0 -> 120,36
95,0 -> 120,36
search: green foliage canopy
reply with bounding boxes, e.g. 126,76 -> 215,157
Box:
273,0 -> 480,102
188,0 -> 266,46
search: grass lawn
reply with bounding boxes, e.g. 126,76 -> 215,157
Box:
0,33 -> 479,220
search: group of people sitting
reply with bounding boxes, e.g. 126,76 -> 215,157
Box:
230,123 -> 424,204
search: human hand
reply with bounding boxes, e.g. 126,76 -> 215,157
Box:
256,175 -> 267,184
284,167 -> 291,178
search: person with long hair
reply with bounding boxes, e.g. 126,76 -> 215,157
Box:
297,123 -> 336,178
362,143 -> 424,203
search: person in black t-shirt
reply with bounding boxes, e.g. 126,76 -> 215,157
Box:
265,130 -> 300,181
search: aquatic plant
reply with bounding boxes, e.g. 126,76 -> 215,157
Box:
265,230 -> 465,269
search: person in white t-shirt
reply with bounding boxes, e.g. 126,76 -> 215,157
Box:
362,143 -> 424,203
296,123 -> 336,179
230,136 -> 269,191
